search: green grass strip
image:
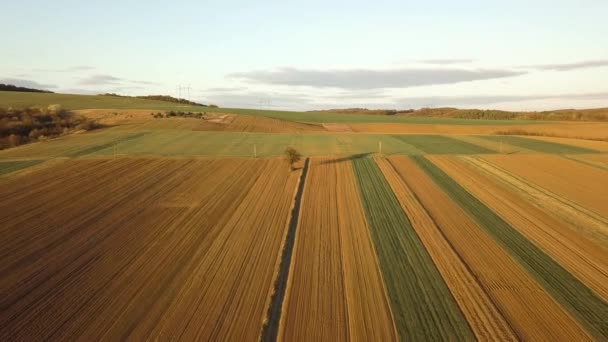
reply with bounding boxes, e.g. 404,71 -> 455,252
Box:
392,135 -> 493,154
351,157 -> 473,341
411,155 -> 608,339
66,132 -> 149,157
0,160 -> 43,175
561,155 -> 608,171
480,135 -> 598,154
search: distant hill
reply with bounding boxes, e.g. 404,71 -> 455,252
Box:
309,108 -> 414,115
100,93 -> 207,107
411,107 -> 608,121
0,84 -> 54,93
313,107 -> 608,121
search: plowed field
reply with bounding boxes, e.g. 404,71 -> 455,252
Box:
387,156 -> 592,340
429,155 -> 608,302
280,157 -> 396,341
0,157 -> 299,341
375,157 -> 517,341
480,154 -> 608,217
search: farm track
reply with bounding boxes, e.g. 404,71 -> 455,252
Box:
465,156 -> 608,244
429,155 -> 608,302
351,157 -> 473,340
480,154 -> 608,216
280,157 -> 396,341
0,157 -> 298,340
376,157 -> 517,341
413,155 -> 608,339
389,156 -> 592,340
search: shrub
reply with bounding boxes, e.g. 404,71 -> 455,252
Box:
285,147 -> 301,170
0,106 -> 102,149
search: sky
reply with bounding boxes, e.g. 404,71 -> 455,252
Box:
2,0 -> 608,111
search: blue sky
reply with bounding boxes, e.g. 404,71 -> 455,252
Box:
2,0 -> 608,110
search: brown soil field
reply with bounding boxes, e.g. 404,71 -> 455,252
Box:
429,155 -> 608,302
461,156 -> 608,246
385,156 -> 592,340
214,115 -> 325,133
140,159 -> 300,341
350,121 -> 608,139
322,123 -> 353,132
480,154 -> 608,217
375,157 -> 517,341
75,109 -> 157,124
0,157 -> 299,341
280,157 -> 396,341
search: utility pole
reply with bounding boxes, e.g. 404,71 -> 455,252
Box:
254,144 -> 257,158
379,141 -> 382,154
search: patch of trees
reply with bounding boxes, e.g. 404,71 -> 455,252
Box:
0,84 -> 54,93
413,107 -> 608,121
135,95 -> 207,107
151,111 -> 207,119
0,105 -> 101,150
310,108 -> 414,115
99,93 -> 213,107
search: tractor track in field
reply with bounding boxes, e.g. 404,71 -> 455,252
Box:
261,158 -> 309,342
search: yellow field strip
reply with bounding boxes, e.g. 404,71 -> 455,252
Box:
463,156 -> 608,245
480,154 -> 608,216
280,157 -> 396,341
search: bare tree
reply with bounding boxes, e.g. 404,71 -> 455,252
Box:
285,147 -> 301,171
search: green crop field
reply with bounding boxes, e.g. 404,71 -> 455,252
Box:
0,129 -> 425,160
480,135 -> 599,154
412,155 -> 608,340
392,135 -> 494,154
0,160 -> 43,175
351,157 -> 473,340
2,125 -> 598,163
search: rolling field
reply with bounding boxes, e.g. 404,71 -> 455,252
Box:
2,93 -> 608,341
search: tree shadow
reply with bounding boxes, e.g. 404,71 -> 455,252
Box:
319,152 -> 373,165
